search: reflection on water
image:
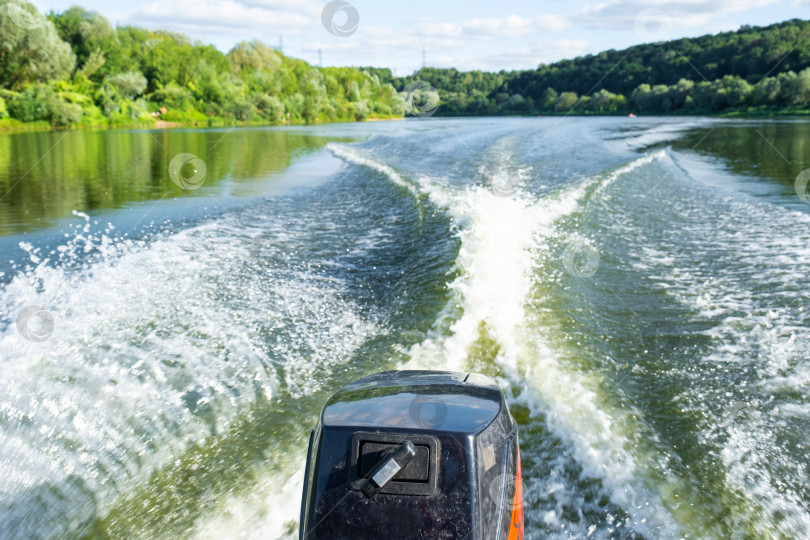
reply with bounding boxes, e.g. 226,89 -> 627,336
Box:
669,120 -> 810,205
0,128 -> 350,236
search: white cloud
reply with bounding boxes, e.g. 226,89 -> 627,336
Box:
487,39 -> 591,69
302,39 -> 363,54
126,0 -> 315,35
426,39 -> 591,72
238,0 -> 321,12
707,21 -> 742,34
360,26 -> 465,50
578,0 -> 779,30
419,14 -> 569,39
305,10 -> 583,74
345,13 -> 571,65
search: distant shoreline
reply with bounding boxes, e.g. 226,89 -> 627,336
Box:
2,110 -> 807,135
0,115 -> 403,135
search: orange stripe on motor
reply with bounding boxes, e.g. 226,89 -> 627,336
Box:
507,447 -> 524,540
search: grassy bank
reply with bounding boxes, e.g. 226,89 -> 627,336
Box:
0,114 -> 402,134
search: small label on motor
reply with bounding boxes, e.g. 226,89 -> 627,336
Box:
483,446 -> 496,471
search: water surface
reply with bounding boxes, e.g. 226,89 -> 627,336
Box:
1,117 -> 809,539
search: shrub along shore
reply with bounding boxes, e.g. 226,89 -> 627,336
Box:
0,0 -> 405,132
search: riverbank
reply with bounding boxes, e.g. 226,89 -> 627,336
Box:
4,107 -> 810,135
0,114 -> 403,134
440,106 -> 810,119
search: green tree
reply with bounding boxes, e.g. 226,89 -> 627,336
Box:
347,80 -> 361,102
105,71 -> 147,99
301,68 -> 326,123
52,6 -> 120,79
753,76 -> 781,105
554,91 -> 578,111
251,93 -> 284,121
7,83 -> 82,125
590,89 -> 623,112
789,68 -> 810,106
668,79 -> 695,110
0,0 -> 75,89
709,75 -> 752,109
630,84 -> 653,111
228,40 -> 281,73
503,94 -> 529,113
776,71 -> 798,106
539,87 -> 558,110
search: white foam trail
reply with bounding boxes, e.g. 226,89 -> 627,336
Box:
762,365 -> 810,395
615,121 -> 702,151
193,462 -> 304,540
422,152 -> 680,537
409,179 -> 582,373
330,145 -> 680,537
0,217 -> 378,536
401,150 -> 665,375
327,143 -> 420,198
611,150 -> 810,537
591,149 -> 666,197
515,349 -> 682,538
679,224 -> 810,536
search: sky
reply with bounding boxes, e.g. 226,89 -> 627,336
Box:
32,0 -> 810,75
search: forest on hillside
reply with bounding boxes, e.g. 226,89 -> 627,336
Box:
0,0 -> 404,129
1,0 -> 809,130
391,19 -> 810,116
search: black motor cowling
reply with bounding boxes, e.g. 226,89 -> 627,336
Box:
299,370 -> 524,539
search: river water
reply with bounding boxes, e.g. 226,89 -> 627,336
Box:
0,117 -> 809,539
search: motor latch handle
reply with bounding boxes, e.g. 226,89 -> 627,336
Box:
360,441 -> 417,499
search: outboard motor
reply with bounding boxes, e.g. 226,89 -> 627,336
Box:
299,370 -> 524,539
